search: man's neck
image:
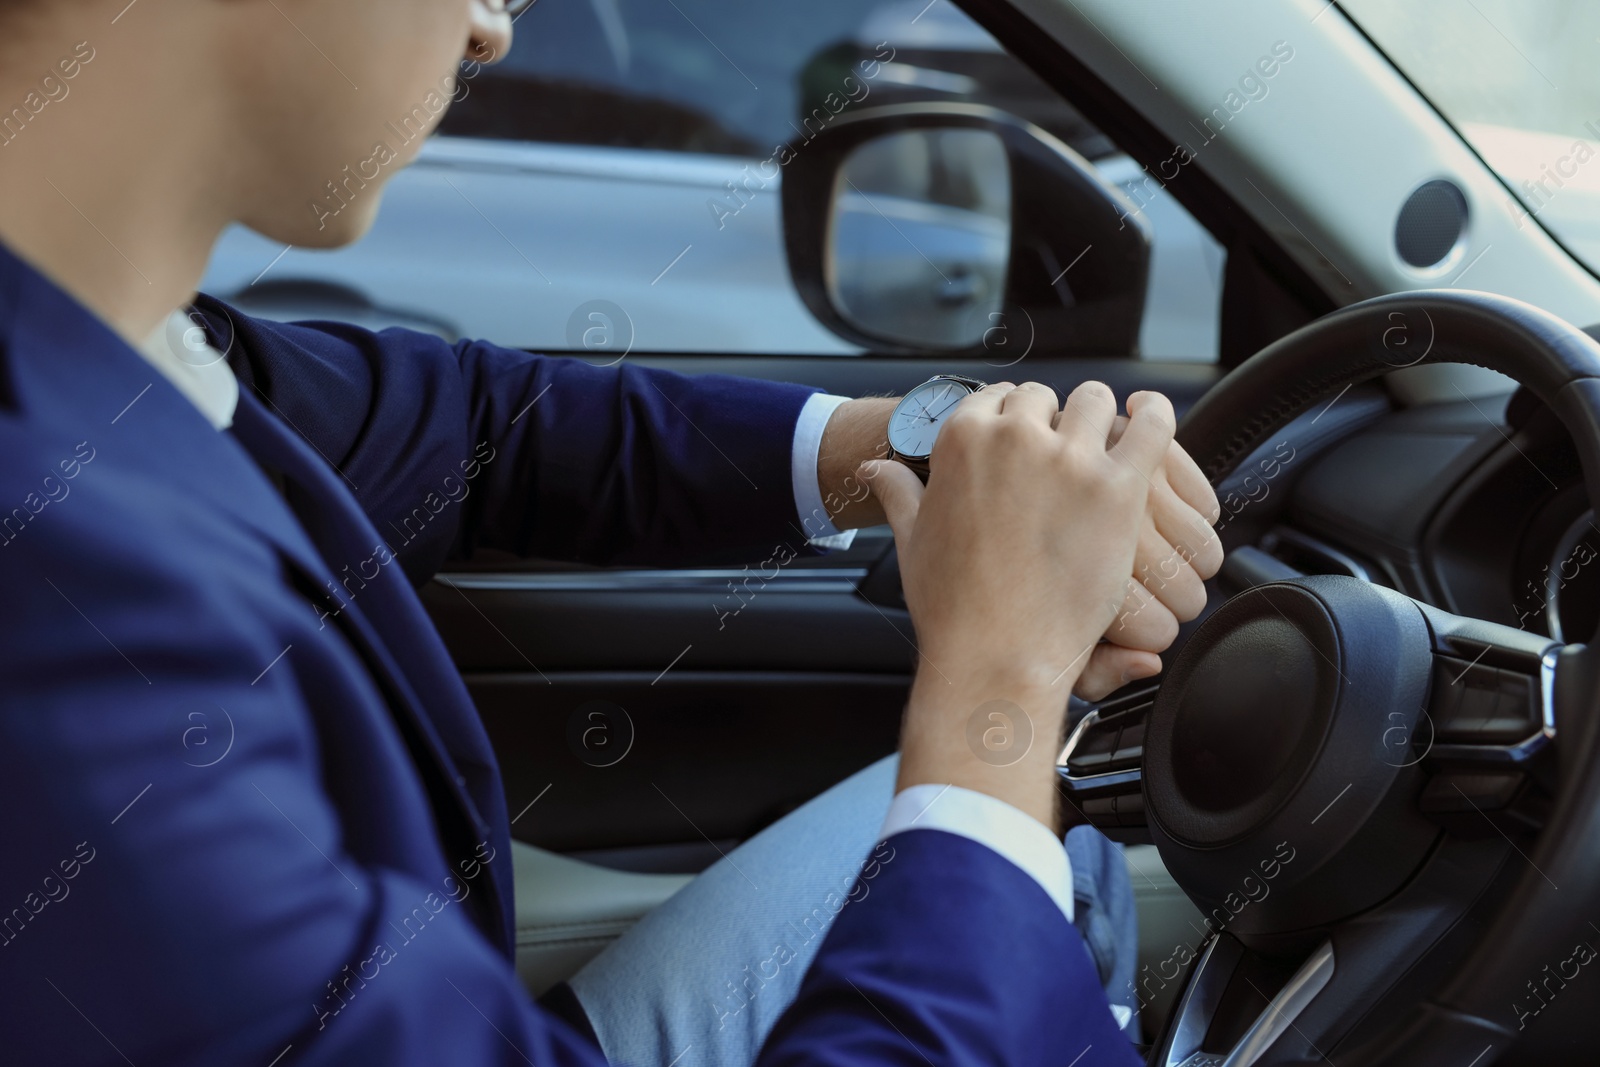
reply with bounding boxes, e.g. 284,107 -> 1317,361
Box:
0,13 -> 230,346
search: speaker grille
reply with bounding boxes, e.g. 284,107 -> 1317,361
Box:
1395,179 -> 1468,268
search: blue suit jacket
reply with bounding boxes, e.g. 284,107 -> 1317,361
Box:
0,241 -> 1137,1067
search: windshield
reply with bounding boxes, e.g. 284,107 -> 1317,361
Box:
1341,0 -> 1600,277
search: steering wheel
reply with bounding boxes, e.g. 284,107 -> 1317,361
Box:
1058,289 -> 1600,1066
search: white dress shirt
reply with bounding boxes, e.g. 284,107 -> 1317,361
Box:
134,311 -> 1075,929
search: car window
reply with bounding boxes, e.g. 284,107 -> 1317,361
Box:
200,0 -> 1221,361
440,0 -> 1111,160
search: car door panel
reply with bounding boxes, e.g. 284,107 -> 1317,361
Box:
466,672 -> 908,853
427,358 -> 1220,864
428,565 -> 906,674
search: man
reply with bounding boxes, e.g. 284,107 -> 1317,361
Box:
0,1 -> 1221,1065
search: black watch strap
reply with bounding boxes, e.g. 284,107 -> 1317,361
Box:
894,453 -> 930,482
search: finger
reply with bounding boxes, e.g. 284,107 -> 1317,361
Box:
1097,413 -> 1129,445
858,459 -> 923,546
952,381 -> 1017,419
1113,391 -> 1177,480
1073,645 -> 1163,702
1152,481 -> 1224,582
1111,417 -> 1221,531
1132,521 -> 1207,622
1165,440 -> 1221,525
998,381 -> 1059,425
1103,578 -> 1181,654
1057,380 -> 1118,448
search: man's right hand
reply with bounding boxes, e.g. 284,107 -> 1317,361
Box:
859,380 -> 1180,829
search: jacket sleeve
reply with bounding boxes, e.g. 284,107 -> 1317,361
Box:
758,830 -> 1144,1067
197,297 -> 823,582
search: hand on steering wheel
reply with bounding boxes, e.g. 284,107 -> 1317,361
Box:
1070,400 -> 1224,700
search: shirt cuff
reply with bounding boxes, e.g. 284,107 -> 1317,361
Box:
880,784 -> 1074,924
791,393 -> 857,550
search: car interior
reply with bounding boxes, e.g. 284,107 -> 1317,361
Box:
199,0 -> 1600,1062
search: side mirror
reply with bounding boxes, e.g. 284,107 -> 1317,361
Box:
782,103 -> 1151,357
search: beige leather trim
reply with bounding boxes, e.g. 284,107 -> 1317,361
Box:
1125,843 -> 1205,1034
511,840 -> 692,997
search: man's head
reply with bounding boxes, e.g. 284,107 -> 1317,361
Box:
220,0 -> 514,247
0,0 -> 515,342
0,0 -> 512,247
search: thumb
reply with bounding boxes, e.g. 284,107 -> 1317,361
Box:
858,459 -> 923,545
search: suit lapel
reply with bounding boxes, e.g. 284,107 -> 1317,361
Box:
0,242 -> 512,955
0,244 -> 338,600
229,391 -> 506,928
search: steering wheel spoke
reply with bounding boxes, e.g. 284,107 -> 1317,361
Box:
1057,681 -> 1157,833
1413,604 -> 1559,760
1406,602 -> 1562,835
1156,933 -> 1336,1067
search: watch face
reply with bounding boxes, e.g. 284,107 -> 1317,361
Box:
888,378 -> 977,460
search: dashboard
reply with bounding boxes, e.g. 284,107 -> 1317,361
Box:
1211,384 -> 1597,647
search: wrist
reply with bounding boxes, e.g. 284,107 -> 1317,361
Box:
896,663 -> 1073,831
817,397 -> 897,530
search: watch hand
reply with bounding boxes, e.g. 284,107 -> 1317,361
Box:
907,385 -> 951,424
902,395 -> 934,428
927,393 -> 966,421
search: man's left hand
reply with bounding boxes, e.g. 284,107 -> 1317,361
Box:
1066,400 -> 1222,700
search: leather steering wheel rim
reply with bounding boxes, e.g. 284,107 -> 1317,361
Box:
1174,288 -> 1600,1064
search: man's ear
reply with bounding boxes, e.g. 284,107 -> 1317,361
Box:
465,0 -> 511,66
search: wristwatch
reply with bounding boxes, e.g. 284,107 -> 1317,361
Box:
885,374 -> 989,478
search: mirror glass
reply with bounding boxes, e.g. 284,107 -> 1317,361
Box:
827,128 -> 1011,349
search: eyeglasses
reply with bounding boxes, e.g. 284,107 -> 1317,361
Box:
504,0 -> 539,17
